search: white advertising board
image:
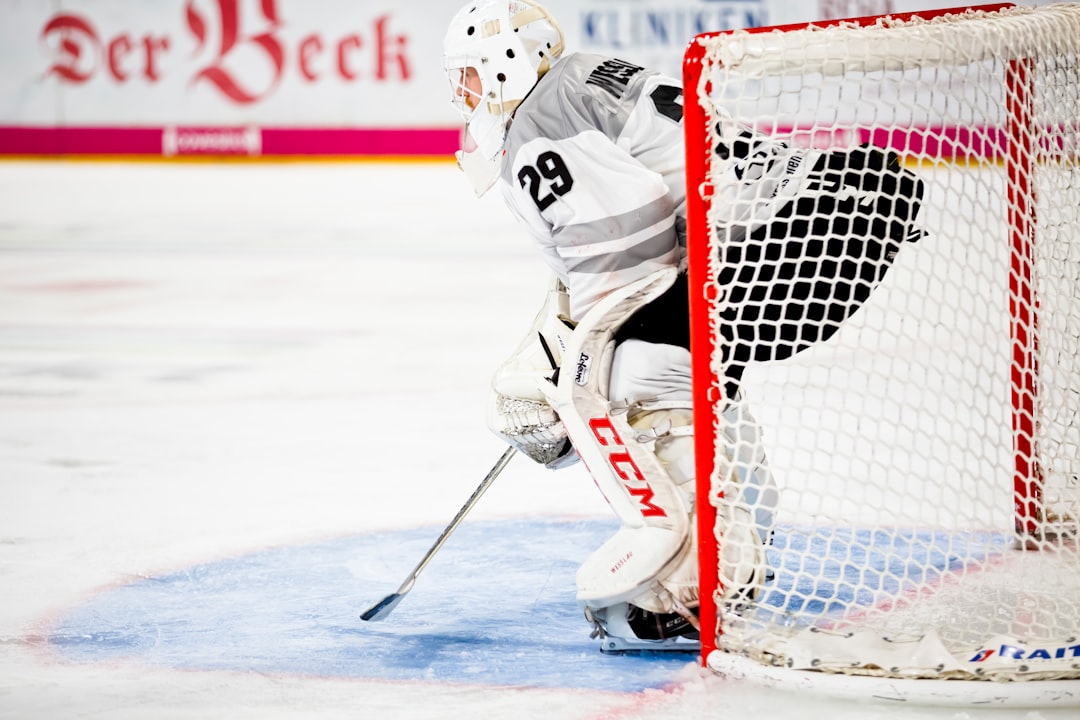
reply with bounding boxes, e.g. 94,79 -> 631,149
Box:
0,0 -> 1055,156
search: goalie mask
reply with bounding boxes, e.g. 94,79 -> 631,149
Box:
443,0 -> 564,196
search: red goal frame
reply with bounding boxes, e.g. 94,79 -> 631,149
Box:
680,3 -> 1040,664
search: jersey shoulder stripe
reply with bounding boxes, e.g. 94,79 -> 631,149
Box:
506,53 -> 659,152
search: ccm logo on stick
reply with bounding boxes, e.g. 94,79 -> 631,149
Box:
588,415 -> 667,518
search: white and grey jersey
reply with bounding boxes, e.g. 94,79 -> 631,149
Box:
499,53 -> 687,322
499,52 -> 823,323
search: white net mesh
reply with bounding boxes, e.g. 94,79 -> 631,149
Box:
688,4 -> 1080,681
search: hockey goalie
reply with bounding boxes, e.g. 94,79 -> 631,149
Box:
442,0 -> 925,651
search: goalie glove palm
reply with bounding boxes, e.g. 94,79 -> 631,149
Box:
487,393 -> 575,468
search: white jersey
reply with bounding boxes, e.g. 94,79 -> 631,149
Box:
498,52 -> 822,323
499,53 -> 687,322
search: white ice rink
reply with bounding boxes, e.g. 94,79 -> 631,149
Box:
0,160 -> 1077,719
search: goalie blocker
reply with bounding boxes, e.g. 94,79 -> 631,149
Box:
487,143 -> 925,651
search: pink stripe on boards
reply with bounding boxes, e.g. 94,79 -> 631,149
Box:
0,126 -> 162,155
865,125 -> 1007,161
0,126 -> 459,157
260,127 -> 458,156
2,124 -> 1017,161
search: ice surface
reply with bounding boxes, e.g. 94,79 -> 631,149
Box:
1,161 -> 1076,719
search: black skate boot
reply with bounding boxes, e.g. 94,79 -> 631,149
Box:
584,602 -> 700,654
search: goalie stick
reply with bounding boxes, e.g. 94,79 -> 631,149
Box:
360,446 -> 517,621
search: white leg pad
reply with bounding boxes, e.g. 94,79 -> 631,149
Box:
547,268 -> 779,615
576,525 -> 689,607
543,269 -> 692,608
624,406 -> 700,615
629,519 -> 699,615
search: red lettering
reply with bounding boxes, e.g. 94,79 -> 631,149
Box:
41,13 -> 171,85
374,15 -> 409,80
338,35 -> 363,80
589,415 -> 668,519
298,35 -> 323,82
186,1 -> 207,45
41,14 -> 100,83
107,35 -> 134,81
142,36 -> 170,81
627,486 -> 667,518
188,0 -> 285,104
39,4 -> 414,99
609,451 -> 644,482
589,416 -> 622,446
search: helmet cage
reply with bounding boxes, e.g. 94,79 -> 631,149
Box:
442,1 -> 563,196
443,1 -> 564,123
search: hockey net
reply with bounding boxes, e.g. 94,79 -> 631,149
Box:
684,3 -> 1080,690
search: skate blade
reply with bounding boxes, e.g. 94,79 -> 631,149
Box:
597,634 -> 701,655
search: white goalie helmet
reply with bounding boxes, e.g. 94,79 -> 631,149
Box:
443,0 -> 565,195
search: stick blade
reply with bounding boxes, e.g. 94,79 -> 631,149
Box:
360,592 -> 406,622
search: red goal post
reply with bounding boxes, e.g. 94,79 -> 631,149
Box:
683,2 -> 1080,698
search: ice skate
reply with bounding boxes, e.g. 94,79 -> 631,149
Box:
584,603 -> 701,654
